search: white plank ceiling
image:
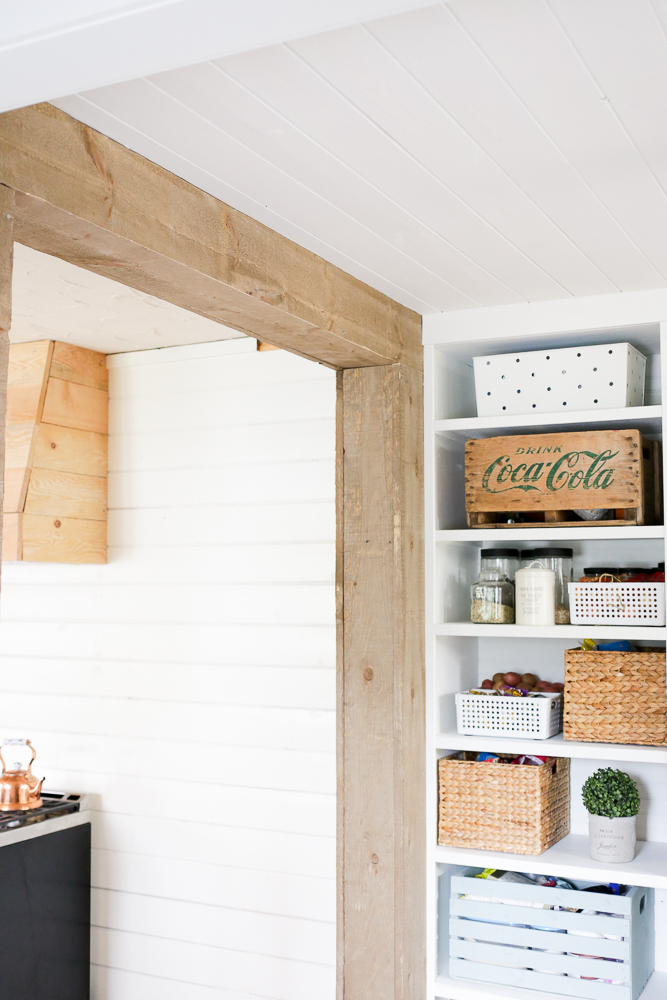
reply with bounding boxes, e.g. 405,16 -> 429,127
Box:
52,0 -> 667,315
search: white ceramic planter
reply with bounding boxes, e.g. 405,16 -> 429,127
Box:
588,813 -> 637,863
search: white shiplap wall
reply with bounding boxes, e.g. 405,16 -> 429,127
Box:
0,338 -> 336,1000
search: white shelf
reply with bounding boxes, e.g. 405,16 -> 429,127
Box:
434,834 -> 667,889
435,730 -> 667,763
436,525 -> 665,542
434,404 -> 662,436
433,969 -> 667,1000
435,623 -> 666,640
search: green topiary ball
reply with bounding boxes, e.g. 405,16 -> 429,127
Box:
582,767 -> 640,818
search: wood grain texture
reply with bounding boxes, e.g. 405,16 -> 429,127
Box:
465,430 -> 646,516
0,104 -> 421,372
21,513 -> 106,563
5,340 -> 52,425
24,468 -> 106,520
42,377 -> 108,434
50,341 -> 108,389
1,512 -> 21,561
33,422 -> 107,476
3,466 -> 30,514
338,363 -> 425,999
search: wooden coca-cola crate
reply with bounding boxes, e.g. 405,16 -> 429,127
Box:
464,429 -> 662,528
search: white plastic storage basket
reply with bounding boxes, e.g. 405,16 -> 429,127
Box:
455,691 -> 562,740
447,872 -> 655,1000
568,582 -> 666,626
473,342 -> 646,417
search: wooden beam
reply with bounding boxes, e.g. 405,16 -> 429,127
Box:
0,186 -> 12,570
0,104 -> 422,372
338,364 -> 425,999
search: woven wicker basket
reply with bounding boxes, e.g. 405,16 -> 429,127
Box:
437,753 -> 570,855
564,648 -> 667,745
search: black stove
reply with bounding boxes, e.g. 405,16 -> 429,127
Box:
0,791 -> 81,831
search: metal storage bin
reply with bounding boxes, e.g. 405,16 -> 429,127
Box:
473,342 -> 646,417
448,871 -> 655,1000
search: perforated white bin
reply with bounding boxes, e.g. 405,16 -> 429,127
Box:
447,872 -> 655,1000
473,342 -> 646,417
568,582 -> 666,626
455,691 -> 562,740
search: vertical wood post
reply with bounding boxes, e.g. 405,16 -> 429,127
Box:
0,186 -> 13,569
337,363 -> 425,999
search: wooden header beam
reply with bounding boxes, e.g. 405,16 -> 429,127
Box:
0,103 -> 421,372
0,102 -> 425,999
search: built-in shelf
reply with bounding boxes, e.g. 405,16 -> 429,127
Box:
435,623 -> 666,640
436,525 -> 665,542
434,404 -> 663,436
433,970 -> 667,1000
435,730 -> 667,763
435,833 -> 667,889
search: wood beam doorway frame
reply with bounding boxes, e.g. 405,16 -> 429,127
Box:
0,103 -> 425,999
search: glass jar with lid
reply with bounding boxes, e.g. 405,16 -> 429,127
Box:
479,548 -> 519,582
471,561 -> 515,625
533,547 -> 573,624
519,549 -> 536,571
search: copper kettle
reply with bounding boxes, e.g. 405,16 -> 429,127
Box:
0,739 -> 44,811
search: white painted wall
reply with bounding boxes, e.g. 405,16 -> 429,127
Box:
0,338 -> 336,1000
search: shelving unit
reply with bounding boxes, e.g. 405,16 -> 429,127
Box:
424,307 -> 667,1000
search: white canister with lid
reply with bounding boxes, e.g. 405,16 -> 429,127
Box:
515,561 -> 556,625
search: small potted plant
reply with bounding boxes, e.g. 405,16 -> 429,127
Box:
582,768 -> 640,863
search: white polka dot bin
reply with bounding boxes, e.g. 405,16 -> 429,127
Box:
473,342 -> 646,417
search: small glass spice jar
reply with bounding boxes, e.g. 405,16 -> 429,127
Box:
470,563 -> 515,624
515,561 -> 555,626
534,547 -> 573,624
480,547 -> 519,582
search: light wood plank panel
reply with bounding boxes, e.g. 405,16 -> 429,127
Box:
42,376 -> 108,434
20,513 -> 106,563
1,511 -> 21,561
0,103 -> 421,370
277,31 -> 610,298
24,468 -> 106,520
453,0 -> 667,278
5,339 -> 52,424
370,4 -> 663,291
338,364 -> 424,999
34,423 -> 107,476
150,62 -> 529,306
5,422 -> 37,472
50,341 -> 108,389
91,888 -> 334,965
3,466 -> 30,513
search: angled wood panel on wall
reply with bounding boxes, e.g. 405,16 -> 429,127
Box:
3,340 -> 108,563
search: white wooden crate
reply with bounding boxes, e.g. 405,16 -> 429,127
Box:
448,873 -> 655,1000
455,691 -> 562,740
473,343 -> 646,417
568,583 -> 666,626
